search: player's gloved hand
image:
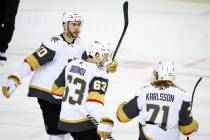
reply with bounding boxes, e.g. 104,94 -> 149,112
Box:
179,119 -> 198,137
104,59 -> 118,73
97,117 -> 114,139
188,120 -> 198,137
182,120 -> 198,137
2,75 -> 20,98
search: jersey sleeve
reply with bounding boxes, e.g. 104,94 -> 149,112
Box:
24,39 -> 57,70
86,76 -> 109,105
117,96 -> 140,123
85,75 -> 109,122
51,66 -> 66,97
178,91 -> 198,136
117,87 -> 144,123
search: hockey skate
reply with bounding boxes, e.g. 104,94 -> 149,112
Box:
0,52 -> 7,65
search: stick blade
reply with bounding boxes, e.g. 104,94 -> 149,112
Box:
197,77 -> 202,83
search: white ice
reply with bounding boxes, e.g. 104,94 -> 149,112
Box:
0,0 -> 210,140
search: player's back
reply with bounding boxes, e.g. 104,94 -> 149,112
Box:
136,85 -> 190,140
59,58 -> 108,132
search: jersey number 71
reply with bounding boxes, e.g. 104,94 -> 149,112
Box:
146,104 -> 169,131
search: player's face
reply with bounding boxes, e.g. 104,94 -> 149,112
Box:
101,53 -> 109,63
93,52 -> 102,64
67,21 -> 81,38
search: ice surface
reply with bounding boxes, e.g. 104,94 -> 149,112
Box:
0,0 -> 210,139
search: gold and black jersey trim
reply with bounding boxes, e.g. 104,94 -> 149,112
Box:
60,33 -> 75,45
25,44 -> 55,70
53,87 -> 64,97
54,67 -> 66,87
87,91 -> 105,105
58,118 -> 96,132
117,96 -> 139,122
89,76 -> 109,94
52,84 -> 64,97
117,102 -> 131,123
28,85 -> 62,104
25,55 -> 40,70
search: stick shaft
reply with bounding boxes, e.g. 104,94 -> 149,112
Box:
112,1 -> 129,60
187,77 -> 202,140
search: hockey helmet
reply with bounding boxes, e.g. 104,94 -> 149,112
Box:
62,12 -> 83,25
153,61 -> 175,82
87,41 -> 112,63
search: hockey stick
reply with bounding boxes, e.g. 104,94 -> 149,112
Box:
112,1 -> 129,60
75,103 -> 115,140
187,77 -> 202,140
190,77 -> 202,108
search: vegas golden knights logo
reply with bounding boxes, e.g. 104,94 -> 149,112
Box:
51,37 -> 60,43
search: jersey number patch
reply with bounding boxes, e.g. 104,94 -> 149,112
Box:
36,45 -> 48,57
93,80 -> 107,93
146,104 -> 169,131
63,75 -> 86,105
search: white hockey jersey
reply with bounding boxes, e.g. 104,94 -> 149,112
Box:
137,85 -> 191,140
52,58 -> 109,132
25,33 -> 86,104
117,84 -> 197,140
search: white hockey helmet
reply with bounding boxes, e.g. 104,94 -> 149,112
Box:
153,61 -> 175,82
87,41 -> 112,63
62,12 -> 83,25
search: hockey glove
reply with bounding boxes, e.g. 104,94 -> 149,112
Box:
97,117 -> 114,139
2,75 -> 20,98
104,60 -> 118,73
179,119 -> 198,137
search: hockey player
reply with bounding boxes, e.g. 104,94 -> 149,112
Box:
116,61 -> 198,140
2,12 -> 117,140
52,40 -> 114,140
